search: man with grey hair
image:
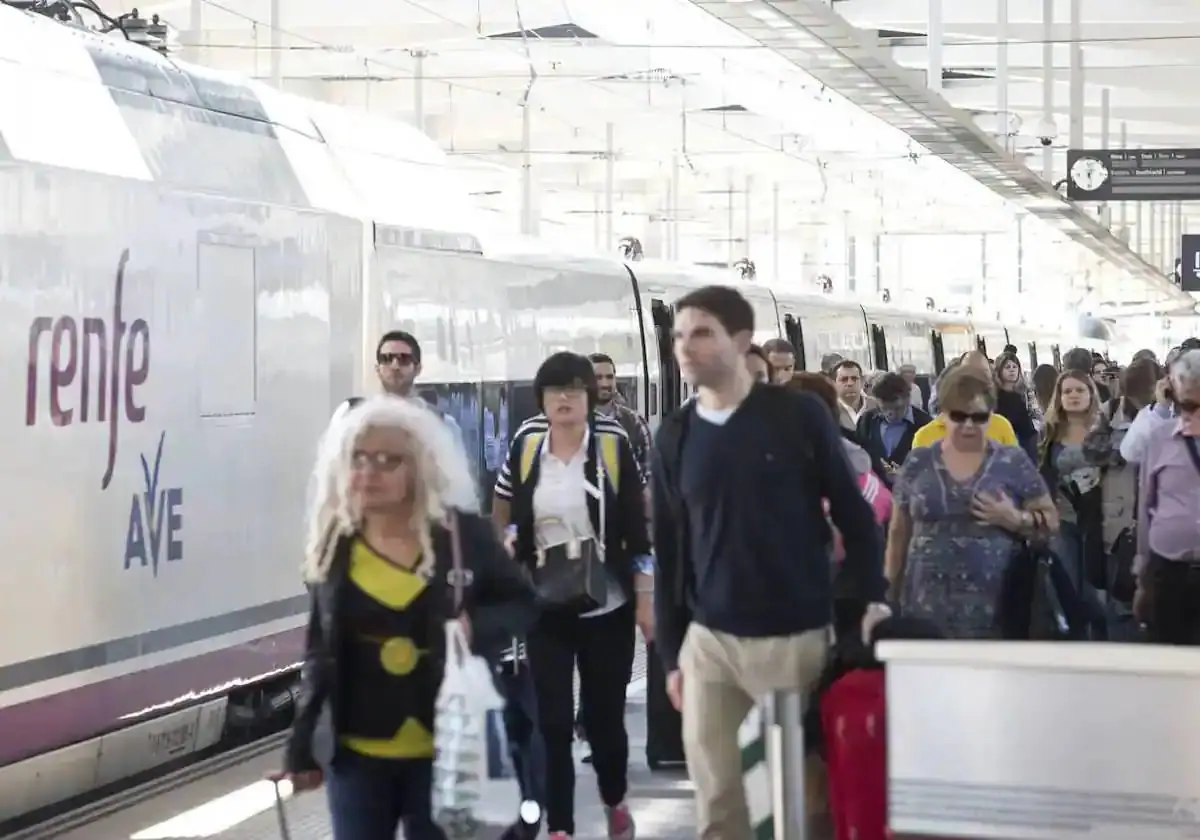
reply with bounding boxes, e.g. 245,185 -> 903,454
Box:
1133,348 -> 1200,642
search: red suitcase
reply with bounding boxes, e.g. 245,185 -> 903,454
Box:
821,668 -> 887,840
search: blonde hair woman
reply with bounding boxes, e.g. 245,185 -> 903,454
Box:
1037,370 -> 1106,638
273,396 -> 537,840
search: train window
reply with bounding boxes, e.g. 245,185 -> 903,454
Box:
783,314 -> 806,370
870,324 -> 888,371
931,331 -> 946,373
650,299 -> 680,412
197,241 -> 256,417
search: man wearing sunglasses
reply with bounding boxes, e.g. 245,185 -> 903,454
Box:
329,331 -> 459,435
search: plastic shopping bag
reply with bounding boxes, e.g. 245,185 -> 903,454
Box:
433,617 -> 506,838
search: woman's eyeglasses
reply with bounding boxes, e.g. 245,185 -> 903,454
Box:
352,451 -> 406,471
948,410 -> 992,426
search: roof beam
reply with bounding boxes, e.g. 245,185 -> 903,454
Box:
890,41 -> 1172,70
836,0 -> 1200,27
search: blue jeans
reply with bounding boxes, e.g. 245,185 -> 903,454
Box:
325,751 -> 446,840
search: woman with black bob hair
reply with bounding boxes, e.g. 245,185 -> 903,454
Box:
492,351 -> 653,840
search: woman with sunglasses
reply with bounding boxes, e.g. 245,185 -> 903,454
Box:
885,368 -> 1058,638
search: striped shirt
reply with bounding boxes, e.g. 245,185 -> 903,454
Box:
494,413 -> 632,500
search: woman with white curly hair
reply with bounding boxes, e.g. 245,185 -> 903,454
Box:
272,395 -> 537,840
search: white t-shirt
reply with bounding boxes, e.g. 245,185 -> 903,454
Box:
532,427 -> 625,618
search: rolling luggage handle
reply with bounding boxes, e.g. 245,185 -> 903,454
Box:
761,689 -> 807,840
272,779 -> 292,840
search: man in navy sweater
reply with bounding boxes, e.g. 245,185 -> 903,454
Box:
650,286 -> 890,840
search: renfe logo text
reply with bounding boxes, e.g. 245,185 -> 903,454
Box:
25,250 -> 149,489
25,251 -> 184,574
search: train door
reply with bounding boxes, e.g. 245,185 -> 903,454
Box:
870,324 -> 889,370
783,313 -> 806,371
931,330 -> 946,373
650,299 -> 682,413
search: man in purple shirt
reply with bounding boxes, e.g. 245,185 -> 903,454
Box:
1134,349 -> 1200,644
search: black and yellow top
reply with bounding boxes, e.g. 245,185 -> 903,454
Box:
338,538 -> 437,759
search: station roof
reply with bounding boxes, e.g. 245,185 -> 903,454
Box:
105,0 -> 1195,314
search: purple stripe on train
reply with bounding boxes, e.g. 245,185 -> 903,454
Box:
0,628 -> 305,766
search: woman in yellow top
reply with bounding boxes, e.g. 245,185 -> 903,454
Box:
912,408 -> 1018,447
915,351 -> 1018,447
274,396 -> 537,840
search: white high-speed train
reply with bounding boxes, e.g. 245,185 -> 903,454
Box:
0,5 -> 1105,822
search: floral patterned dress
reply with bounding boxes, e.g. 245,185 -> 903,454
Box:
895,441 -> 1051,638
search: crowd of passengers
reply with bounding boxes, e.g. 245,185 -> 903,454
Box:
271,291 -> 1200,840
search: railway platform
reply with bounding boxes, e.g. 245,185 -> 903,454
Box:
56,637 -> 712,840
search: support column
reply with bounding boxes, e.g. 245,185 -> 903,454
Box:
771,183 -> 781,285
670,155 -> 681,260
1172,203 -> 1183,272
1148,202 -> 1158,268
1135,199 -> 1144,257
996,0 -> 1009,152
1068,0 -> 1083,149
1041,0 -> 1054,181
1099,88 -> 1110,227
743,175 -> 753,261
604,123 -> 615,249
1016,215 -> 1025,295
520,105 -> 538,237
927,0 -> 943,92
412,50 -> 426,134
185,0 -> 202,64
1119,123 -> 1129,234
726,180 -> 736,268
269,0 -> 282,88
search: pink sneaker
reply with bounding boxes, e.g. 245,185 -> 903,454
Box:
548,832 -> 572,840
605,802 -> 636,840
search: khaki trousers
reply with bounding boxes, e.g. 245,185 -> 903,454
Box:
679,623 -> 830,840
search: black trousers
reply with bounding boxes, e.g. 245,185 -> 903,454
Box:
526,601 -> 635,835
1147,555 -> 1200,646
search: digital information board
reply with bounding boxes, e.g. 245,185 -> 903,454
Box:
1065,148 -> 1200,202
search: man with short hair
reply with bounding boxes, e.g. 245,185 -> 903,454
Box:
833,359 -> 878,431
745,344 -> 772,384
1132,349 -> 1200,641
651,285 -> 889,840
856,372 -> 931,474
329,330 -> 460,439
588,353 -> 652,481
897,363 -> 926,412
762,337 -> 797,384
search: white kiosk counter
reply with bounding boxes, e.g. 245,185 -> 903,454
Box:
876,640 -> 1200,840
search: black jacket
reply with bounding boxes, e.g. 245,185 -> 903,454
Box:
996,389 -> 1037,450
502,418 -> 650,602
283,512 -> 537,773
854,406 -> 931,469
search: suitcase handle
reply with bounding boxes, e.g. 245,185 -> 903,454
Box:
273,780 -> 292,840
